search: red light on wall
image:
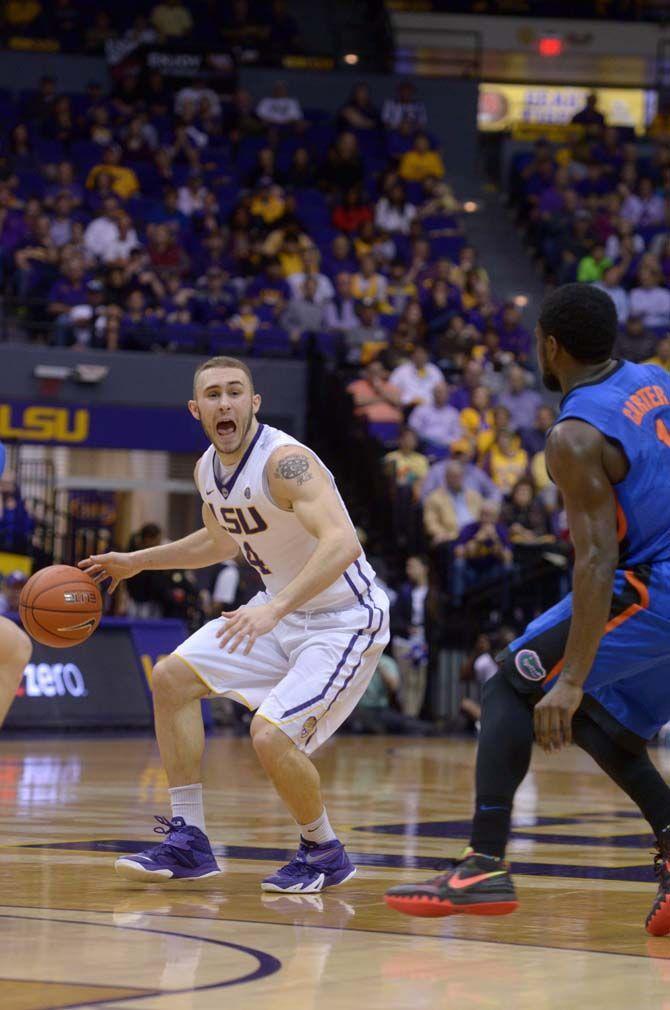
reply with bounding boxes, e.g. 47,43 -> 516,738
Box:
539,35 -> 563,57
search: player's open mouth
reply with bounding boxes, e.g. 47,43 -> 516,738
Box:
216,420 -> 236,436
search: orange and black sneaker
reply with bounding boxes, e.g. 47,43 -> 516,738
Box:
384,849 -> 518,918
646,826 -> 670,936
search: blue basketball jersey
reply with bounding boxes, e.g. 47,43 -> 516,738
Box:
557,359 -> 670,566
0,441 -> 5,478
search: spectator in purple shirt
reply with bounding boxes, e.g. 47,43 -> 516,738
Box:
246,259 -> 291,315
193,266 -> 237,325
323,273 -> 358,334
452,499 -> 513,609
0,193 -> 28,260
321,234 -> 357,280
44,161 -> 84,210
48,255 -> 89,343
518,404 -> 556,457
498,364 -> 543,431
449,358 -> 485,411
47,256 -> 88,312
497,302 -> 531,360
408,382 -> 463,456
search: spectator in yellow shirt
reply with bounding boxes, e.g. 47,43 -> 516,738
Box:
477,404 -> 512,458
460,385 -> 494,444
399,133 -> 445,183
250,185 -> 286,226
151,0 -> 193,38
86,146 -> 140,200
384,428 -> 430,502
5,0 -> 42,27
485,430 -> 529,495
646,334 -> 670,373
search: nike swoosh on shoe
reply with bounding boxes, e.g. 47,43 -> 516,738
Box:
449,870 -> 507,890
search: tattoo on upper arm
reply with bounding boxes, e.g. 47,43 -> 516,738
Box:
274,453 -> 313,486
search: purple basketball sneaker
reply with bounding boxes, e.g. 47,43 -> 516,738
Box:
115,816 -> 222,883
261,837 -> 356,893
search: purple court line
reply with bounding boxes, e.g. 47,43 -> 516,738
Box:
0,912 -> 281,1009
22,839 -> 656,882
1,905 -> 662,965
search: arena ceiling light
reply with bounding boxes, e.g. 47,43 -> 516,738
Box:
343,53 -> 359,66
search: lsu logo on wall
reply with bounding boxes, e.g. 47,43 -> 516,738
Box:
0,404 -> 90,444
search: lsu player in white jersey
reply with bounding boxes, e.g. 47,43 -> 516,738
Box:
0,443 -> 33,726
80,356 -> 390,892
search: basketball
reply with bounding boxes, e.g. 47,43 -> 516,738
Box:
18,565 -> 103,649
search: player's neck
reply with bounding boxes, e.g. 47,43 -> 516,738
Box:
560,358 -> 617,396
214,417 -> 260,468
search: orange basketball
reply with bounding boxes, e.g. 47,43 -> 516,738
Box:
19,565 -> 103,649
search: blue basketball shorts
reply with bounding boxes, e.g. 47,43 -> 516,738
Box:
498,563 -> 670,749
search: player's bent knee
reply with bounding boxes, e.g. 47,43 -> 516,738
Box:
0,620 -> 31,679
151,656 -> 206,706
250,715 -> 289,763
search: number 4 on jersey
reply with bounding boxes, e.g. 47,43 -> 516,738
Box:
242,540 -> 272,575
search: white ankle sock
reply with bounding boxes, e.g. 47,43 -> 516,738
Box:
299,807 -> 337,845
169,783 -> 206,833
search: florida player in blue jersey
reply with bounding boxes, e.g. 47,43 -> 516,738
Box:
385,283 -> 670,935
0,443 -> 32,725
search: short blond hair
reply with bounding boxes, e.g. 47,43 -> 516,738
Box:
192,356 -> 255,397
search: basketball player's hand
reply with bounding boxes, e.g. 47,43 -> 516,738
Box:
216,602 -> 280,655
78,552 -> 139,593
533,680 -> 583,753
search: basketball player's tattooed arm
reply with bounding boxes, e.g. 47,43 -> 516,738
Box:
533,420 -> 619,753
273,453 -> 313,487
216,446 -> 361,654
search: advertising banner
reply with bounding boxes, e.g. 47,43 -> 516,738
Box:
478,82 -> 655,134
6,618 -> 189,730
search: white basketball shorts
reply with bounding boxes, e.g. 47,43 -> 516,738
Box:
172,585 -> 390,754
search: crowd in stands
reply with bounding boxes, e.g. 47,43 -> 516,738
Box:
0,62 -> 571,725
0,71 -> 469,360
511,95 -> 670,366
1,67 -> 565,610
421,0 -> 664,19
0,0 -> 302,57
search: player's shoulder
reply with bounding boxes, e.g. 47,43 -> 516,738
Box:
266,436 -> 329,496
546,418 -> 604,474
193,444 -> 215,489
267,437 -> 319,470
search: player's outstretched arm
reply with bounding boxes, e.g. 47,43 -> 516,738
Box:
216,447 -> 361,654
533,419 -> 619,753
79,504 -> 238,593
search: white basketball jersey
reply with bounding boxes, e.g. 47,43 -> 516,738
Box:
194,423 -> 378,611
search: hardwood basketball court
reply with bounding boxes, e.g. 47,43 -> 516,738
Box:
1,734 -> 668,1009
